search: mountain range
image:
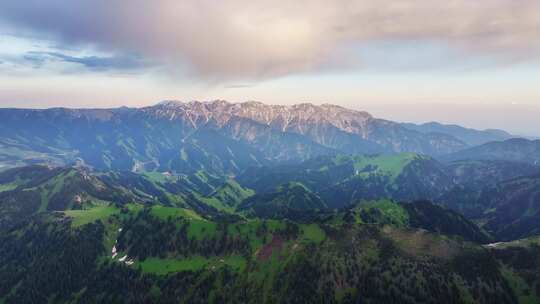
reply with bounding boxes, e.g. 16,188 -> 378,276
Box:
401,121 -> 512,146
443,138 -> 540,164
0,100 -> 518,173
1,100 -> 540,303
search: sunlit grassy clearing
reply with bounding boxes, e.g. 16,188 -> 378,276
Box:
137,255 -> 247,275
65,206 -> 119,227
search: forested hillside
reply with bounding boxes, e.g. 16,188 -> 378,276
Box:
1,159 -> 540,303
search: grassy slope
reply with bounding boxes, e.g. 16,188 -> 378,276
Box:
136,255 -> 247,275
327,199 -> 409,227
65,203 -> 304,279
64,206 -> 120,227
208,179 -> 254,208
300,224 -> 326,243
101,206 -> 324,278
357,199 -> 410,226
0,183 -> 18,192
149,205 -> 203,221
132,217 -> 321,276
193,192 -> 235,213
501,266 -> 539,304
187,220 -> 218,240
142,171 -> 172,184
38,169 -> 76,211
347,153 -> 419,180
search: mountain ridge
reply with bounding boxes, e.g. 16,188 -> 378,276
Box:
442,138 -> 540,164
146,100 -> 469,155
0,99 -> 509,173
401,121 -> 512,146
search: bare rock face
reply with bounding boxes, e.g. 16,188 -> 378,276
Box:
73,195 -> 83,204
145,100 -> 465,155
149,100 -> 372,133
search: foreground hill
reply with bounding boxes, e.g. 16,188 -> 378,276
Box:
0,199 -> 533,304
0,163 -> 539,302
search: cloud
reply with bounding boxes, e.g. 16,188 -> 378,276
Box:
22,52 -> 48,68
0,0 -> 539,80
225,84 -> 256,89
23,51 -> 146,71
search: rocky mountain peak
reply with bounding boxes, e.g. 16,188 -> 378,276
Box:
135,99 -> 469,155
149,99 -> 374,134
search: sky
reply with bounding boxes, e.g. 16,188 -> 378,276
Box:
0,1 -> 539,135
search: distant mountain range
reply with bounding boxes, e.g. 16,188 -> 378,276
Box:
443,138 -> 540,164
400,121 -> 512,146
0,100 -> 521,173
